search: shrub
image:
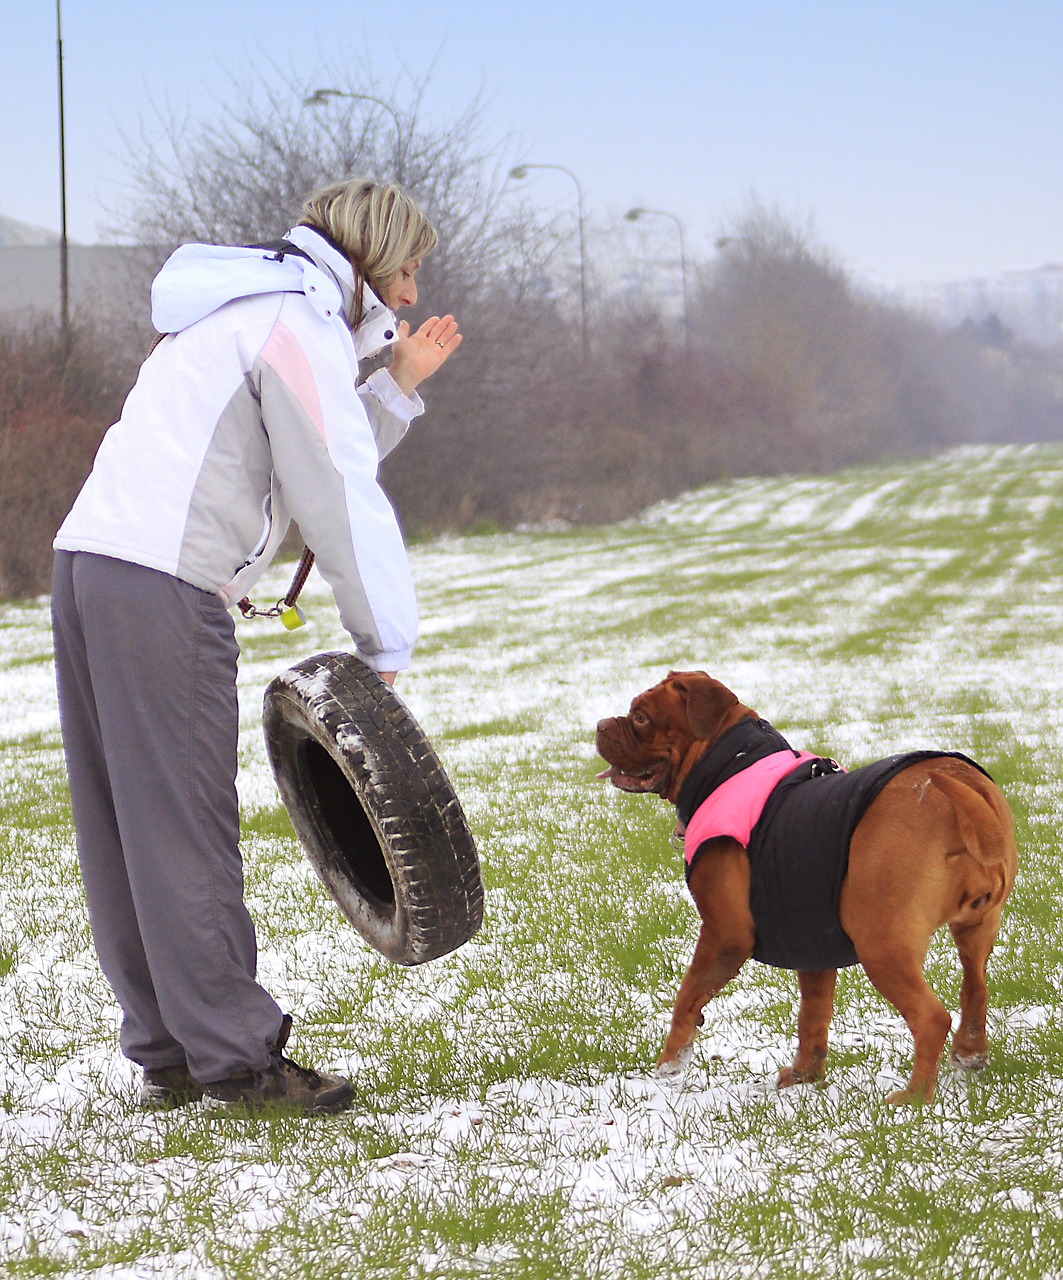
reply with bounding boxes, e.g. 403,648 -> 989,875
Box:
0,321 -> 133,599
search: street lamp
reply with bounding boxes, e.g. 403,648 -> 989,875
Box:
509,163 -> 589,358
625,206 -> 690,351
55,0 -> 69,346
304,88 -> 402,133
304,88 -> 404,179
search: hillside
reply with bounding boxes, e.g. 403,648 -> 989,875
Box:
0,213 -> 61,247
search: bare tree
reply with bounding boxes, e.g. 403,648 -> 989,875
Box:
110,67 -> 560,337
108,65 -> 597,531
694,204 -> 892,470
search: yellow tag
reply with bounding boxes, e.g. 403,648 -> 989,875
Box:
280,605 -> 307,630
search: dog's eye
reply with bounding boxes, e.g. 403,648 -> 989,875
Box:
631,710 -> 650,729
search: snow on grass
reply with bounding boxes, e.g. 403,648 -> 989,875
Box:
3,443 -> 1063,1277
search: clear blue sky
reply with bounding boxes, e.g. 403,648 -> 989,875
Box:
2,0 -> 1060,284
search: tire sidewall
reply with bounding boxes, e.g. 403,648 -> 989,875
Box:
262,652 -> 483,965
264,684 -> 411,960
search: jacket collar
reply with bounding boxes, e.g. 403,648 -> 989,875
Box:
284,225 -> 355,308
284,225 -> 400,361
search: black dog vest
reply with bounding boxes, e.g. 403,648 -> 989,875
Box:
676,719 -> 988,971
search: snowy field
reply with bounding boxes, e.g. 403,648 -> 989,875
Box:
2,444 -> 1063,1277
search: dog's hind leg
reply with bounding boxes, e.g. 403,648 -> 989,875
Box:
777,969 -> 838,1089
949,907 -> 1004,1070
856,947 -> 952,1105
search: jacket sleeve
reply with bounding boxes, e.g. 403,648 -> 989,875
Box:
249,304 -> 418,670
357,368 -> 425,459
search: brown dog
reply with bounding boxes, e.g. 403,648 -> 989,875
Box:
595,671 -> 1017,1105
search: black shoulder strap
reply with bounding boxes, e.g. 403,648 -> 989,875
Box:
246,238 -> 314,263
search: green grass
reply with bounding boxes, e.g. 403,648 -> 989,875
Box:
3,443 -> 1063,1276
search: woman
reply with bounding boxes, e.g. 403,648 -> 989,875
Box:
51,179 -> 460,1113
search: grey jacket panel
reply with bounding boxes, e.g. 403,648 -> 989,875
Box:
252,360 -> 385,656
176,378 -> 276,589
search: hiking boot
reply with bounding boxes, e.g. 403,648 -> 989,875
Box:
140,1063 -> 204,1111
201,1015 -> 354,1115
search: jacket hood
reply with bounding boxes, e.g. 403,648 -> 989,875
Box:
149,225 -> 401,360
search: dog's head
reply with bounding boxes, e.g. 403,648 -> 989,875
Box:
595,671 -> 756,803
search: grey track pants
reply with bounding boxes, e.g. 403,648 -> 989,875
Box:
51,551 -> 283,1082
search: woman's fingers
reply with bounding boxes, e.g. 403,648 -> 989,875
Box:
417,315 -> 461,352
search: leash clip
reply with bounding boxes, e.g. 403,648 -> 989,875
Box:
236,547 -> 315,630
810,757 -> 842,777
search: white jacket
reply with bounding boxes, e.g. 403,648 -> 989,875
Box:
55,226 -> 422,671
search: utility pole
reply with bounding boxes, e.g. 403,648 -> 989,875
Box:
56,0 -> 70,347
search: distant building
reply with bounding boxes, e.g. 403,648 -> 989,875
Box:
0,214 -> 149,327
890,264 -> 1063,348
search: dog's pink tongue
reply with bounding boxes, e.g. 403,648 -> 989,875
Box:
597,763 -> 644,789
597,764 -> 657,792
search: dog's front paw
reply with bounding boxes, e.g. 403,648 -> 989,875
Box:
776,1066 -> 810,1091
885,1086 -> 932,1107
654,1044 -> 693,1081
654,1059 -> 684,1081
776,1053 -> 827,1091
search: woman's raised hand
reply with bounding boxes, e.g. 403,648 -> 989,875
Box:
389,315 -> 462,395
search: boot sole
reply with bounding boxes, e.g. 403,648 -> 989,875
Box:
140,1089 -> 206,1111
200,1088 -> 354,1117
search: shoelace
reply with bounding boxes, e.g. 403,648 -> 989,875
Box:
274,1052 -> 322,1089
269,1013 -> 323,1088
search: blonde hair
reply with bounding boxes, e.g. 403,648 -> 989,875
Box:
298,179 -> 438,320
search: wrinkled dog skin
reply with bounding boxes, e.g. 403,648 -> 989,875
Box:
596,671 -> 1018,1105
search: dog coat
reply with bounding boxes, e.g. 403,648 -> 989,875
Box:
676,719 -> 987,971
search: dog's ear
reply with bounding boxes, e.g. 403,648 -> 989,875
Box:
668,673 -> 739,741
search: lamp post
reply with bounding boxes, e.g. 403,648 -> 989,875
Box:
304,88 -> 402,134
508,163 -> 589,358
625,206 -> 690,351
304,88 -> 404,180
55,0 -> 69,346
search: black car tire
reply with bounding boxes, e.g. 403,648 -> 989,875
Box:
262,651 -> 483,965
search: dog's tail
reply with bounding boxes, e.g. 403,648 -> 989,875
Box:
929,766 -> 1015,870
